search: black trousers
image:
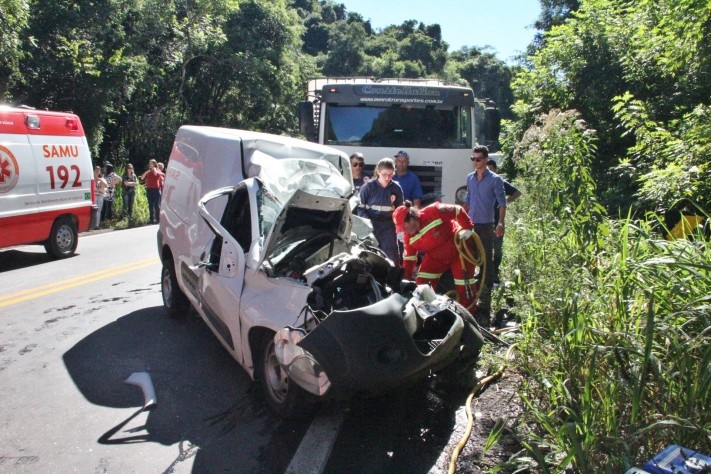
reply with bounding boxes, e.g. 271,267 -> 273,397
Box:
473,222 -> 495,307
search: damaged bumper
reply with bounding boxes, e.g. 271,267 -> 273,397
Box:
275,286 -> 484,397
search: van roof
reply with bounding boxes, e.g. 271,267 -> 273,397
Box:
174,125 -> 350,178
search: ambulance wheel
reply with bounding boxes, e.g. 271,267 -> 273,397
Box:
161,258 -> 190,318
255,331 -> 314,418
45,217 -> 78,259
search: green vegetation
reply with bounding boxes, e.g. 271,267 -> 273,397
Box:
1,0 -> 513,170
4,0 -> 710,470
499,109 -> 710,471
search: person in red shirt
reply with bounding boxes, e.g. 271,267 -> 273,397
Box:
141,159 -> 164,224
393,200 -> 478,310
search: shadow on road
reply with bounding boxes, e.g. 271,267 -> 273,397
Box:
0,249 -> 55,272
63,306 -> 311,473
324,380 -> 465,474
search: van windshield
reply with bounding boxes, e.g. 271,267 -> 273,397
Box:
257,186 -> 281,245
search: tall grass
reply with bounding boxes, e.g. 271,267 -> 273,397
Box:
104,163 -> 151,228
500,110 -> 711,471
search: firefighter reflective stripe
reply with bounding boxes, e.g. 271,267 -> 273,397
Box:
417,270 -> 443,280
453,277 -> 473,286
403,254 -> 417,262
365,204 -> 393,212
410,218 -> 443,245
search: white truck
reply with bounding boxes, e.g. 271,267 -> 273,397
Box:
298,77 -> 502,204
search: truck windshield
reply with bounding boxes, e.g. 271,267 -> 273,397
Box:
323,104 -> 471,149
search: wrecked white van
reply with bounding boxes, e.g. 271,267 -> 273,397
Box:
157,126 -> 483,417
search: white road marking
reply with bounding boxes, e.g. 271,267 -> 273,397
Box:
284,412 -> 345,474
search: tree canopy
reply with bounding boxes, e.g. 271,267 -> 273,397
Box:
1,0 -> 514,169
508,0 -> 711,212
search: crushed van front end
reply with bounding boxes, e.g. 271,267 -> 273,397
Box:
275,284 -> 484,397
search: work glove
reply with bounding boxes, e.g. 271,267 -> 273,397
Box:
459,229 -> 474,240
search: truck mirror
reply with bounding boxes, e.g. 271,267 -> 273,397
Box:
298,101 -> 316,141
484,106 -> 501,143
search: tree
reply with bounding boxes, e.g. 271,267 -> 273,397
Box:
454,48 -> 515,118
0,0 -> 30,99
508,0 -> 711,211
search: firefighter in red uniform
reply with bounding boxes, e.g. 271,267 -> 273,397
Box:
393,200 -> 478,309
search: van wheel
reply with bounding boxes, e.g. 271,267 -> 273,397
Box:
161,258 -> 190,318
45,217 -> 78,259
256,332 -> 314,418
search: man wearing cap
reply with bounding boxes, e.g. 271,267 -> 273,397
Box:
393,200 -> 477,309
393,151 -> 424,208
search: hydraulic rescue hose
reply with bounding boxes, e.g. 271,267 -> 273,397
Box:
454,229 -> 487,311
448,343 -> 519,474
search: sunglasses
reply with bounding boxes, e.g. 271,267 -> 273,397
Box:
470,156 -> 485,162
351,162 -> 364,167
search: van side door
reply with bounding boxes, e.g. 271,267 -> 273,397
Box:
196,179 -> 261,362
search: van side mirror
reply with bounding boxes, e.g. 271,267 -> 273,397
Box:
299,101 -> 316,142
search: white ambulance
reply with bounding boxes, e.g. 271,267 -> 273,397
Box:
0,105 -> 95,258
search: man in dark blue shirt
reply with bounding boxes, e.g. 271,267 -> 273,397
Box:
487,159 -> 522,284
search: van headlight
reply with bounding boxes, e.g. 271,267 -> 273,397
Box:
275,328 -> 331,396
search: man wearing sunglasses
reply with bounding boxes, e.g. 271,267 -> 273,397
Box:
350,152 -> 370,192
462,145 -> 507,324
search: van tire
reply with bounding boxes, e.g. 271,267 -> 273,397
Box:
45,217 -> 78,259
161,258 -> 190,318
256,331 -> 315,419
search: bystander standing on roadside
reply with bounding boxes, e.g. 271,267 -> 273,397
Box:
462,145 -> 507,323
393,150 -> 424,208
357,158 -> 404,265
157,162 -> 166,195
122,163 -> 138,224
102,162 -> 121,221
487,159 -> 522,284
141,159 -> 163,224
92,166 -> 108,230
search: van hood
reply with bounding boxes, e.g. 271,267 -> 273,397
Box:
248,150 -> 352,200
249,152 -> 354,262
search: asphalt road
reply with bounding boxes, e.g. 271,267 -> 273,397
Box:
0,225 -> 508,473
0,225 -> 318,473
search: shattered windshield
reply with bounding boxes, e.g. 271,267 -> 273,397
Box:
258,185 -> 282,246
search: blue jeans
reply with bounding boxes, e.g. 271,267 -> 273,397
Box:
92,195 -> 104,229
147,188 -> 161,223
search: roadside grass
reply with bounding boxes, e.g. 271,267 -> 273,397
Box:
506,215 -> 710,471
103,163 -> 151,229
496,109 -> 711,471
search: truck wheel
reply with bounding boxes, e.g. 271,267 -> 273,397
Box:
45,217 -> 78,259
256,332 -> 314,418
161,258 -> 190,318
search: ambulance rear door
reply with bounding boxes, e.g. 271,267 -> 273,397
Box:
25,111 -> 94,239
